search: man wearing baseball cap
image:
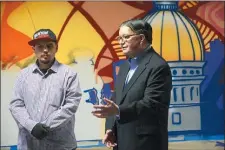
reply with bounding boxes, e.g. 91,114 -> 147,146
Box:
9,29 -> 82,150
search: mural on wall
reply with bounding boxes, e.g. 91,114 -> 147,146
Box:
1,1 -> 224,147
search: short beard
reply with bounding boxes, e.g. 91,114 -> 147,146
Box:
40,60 -> 51,64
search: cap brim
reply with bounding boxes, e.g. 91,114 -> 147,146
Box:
28,37 -> 57,46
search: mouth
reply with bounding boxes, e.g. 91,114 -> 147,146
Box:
122,46 -> 128,50
41,55 -> 49,58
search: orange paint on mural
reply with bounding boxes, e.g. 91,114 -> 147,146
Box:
197,2 -> 224,36
1,2 -> 33,68
82,1 -> 145,38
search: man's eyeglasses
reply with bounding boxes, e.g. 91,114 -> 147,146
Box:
116,34 -> 138,42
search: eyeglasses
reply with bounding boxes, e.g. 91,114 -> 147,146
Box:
116,34 -> 138,42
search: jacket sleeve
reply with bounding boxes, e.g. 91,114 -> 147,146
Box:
42,72 -> 82,130
9,72 -> 38,133
118,64 -> 172,124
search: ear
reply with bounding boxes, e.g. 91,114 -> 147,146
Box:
140,34 -> 145,43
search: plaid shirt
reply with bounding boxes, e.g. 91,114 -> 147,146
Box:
9,60 -> 82,150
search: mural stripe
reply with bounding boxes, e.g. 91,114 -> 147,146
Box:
160,11 -> 165,56
171,11 -> 181,61
176,11 -> 196,61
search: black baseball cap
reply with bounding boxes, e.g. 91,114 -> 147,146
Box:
28,29 -> 57,46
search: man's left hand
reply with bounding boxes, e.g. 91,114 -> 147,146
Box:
92,98 -> 119,118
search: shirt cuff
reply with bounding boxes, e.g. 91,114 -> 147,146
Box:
115,107 -> 120,120
25,119 -> 38,133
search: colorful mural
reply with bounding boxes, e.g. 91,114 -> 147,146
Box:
1,1 -> 224,148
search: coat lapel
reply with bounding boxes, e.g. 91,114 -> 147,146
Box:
116,61 -> 130,104
119,47 -> 154,104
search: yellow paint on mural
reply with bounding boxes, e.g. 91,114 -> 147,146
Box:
149,11 -> 203,61
151,12 -> 163,56
205,32 -> 214,44
6,1 -> 105,65
202,27 -> 209,38
162,11 -> 179,61
7,2 -> 73,39
56,11 -> 105,64
181,15 -> 202,60
175,14 -> 194,61
200,24 -> 205,33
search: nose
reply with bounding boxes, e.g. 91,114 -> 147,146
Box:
43,49 -> 48,53
119,39 -> 125,45
43,46 -> 49,52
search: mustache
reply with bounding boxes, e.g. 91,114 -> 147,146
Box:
41,53 -> 49,57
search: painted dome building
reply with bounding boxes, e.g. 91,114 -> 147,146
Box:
143,1 -> 205,133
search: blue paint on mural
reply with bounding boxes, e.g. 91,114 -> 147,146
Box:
84,88 -> 99,105
10,146 -> 17,150
100,83 -> 112,105
201,39 -> 224,135
215,141 -> 225,147
84,84 -> 113,105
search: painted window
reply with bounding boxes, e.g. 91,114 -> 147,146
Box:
172,112 -> 181,125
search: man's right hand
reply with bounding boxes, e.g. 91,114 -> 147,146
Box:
102,129 -> 117,148
31,123 -> 50,140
